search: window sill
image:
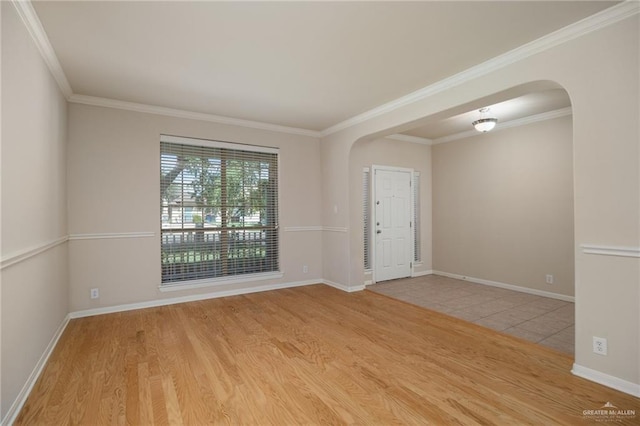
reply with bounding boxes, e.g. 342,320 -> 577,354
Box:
159,271 -> 284,292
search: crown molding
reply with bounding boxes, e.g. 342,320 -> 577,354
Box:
430,106 -> 572,145
13,0 -> 320,138
14,0 -> 637,139
386,134 -> 433,145
320,1 -> 639,137
68,94 -> 322,138
11,0 -> 73,98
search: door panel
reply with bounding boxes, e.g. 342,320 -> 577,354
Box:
375,169 -> 412,282
382,239 -> 392,267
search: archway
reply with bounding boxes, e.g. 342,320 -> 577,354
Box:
348,81 -> 576,355
319,13 -> 639,391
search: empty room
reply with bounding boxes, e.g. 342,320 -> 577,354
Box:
2,1 -> 639,424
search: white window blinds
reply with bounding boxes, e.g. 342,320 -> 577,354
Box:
363,168 -> 371,271
160,135 -> 279,284
413,172 -> 421,263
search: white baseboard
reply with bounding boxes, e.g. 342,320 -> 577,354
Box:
572,363 -> 640,398
365,269 -> 432,285
70,278 -> 368,320
432,270 -> 574,302
2,314 -> 71,426
7,275 -> 635,426
323,279 -> 365,293
4,277 -> 357,423
70,279 -> 321,319
412,269 -> 434,277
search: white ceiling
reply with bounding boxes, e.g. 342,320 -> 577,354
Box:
32,1 -> 617,134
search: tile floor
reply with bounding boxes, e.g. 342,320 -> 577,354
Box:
368,274 -> 574,355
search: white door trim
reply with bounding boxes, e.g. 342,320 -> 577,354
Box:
371,165 -> 415,284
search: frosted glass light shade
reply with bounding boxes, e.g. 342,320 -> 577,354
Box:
472,118 -> 498,132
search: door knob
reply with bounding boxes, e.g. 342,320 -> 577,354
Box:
376,230 -> 382,234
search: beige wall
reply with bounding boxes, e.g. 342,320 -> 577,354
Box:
432,116 -> 574,296
1,2 -> 638,411
349,137 -> 433,284
1,2 -> 69,420
67,104 -> 323,312
322,16 -> 639,386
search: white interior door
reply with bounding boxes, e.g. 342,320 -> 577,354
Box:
374,168 -> 412,282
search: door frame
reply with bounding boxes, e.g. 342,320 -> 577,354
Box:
371,165 -> 415,284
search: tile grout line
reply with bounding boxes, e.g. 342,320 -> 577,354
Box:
369,275 -> 574,354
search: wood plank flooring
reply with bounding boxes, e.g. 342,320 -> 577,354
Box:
16,284 -> 639,425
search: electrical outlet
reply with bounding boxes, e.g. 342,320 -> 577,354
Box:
303,265 -> 308,273
593,336 -> 607,355
90,288 -> 100,299
545,274 -> 554,284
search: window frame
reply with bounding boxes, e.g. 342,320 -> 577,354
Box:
159,134 -> 282,291
363,167 -> 372,272
413,171 -> 421,264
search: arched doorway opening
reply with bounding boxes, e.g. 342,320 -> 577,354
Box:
350,81 -> 576,356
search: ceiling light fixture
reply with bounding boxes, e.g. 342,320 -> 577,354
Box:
472,107 -> 498,132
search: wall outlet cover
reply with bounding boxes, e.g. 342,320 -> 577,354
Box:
593,336 -> 607,355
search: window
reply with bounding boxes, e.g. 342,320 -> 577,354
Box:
363,168 -> 371,271
160,135 -> 279,284
413,172 -> 421,263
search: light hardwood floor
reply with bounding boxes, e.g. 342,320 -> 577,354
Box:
16,284 -> 639,425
